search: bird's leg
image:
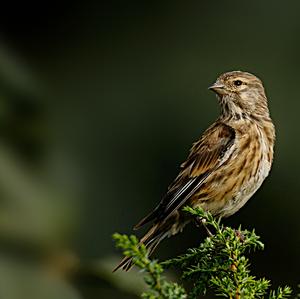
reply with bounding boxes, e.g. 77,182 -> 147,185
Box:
194,216 -> 202,227
194,216 -> 213,237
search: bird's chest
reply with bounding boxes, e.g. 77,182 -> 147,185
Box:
220,127 -> 272,216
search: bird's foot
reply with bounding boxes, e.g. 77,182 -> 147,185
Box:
194,216 -> 214,237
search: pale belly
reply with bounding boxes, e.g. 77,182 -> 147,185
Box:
194,147 -> 272,217
219,156 -> 271,217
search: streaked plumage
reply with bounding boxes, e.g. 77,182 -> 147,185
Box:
114,71 -> 275,271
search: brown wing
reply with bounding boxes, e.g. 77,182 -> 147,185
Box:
134,122 -> 236,230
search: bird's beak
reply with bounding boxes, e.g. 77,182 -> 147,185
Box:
208,82 -> 225,94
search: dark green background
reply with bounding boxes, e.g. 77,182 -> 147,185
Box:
0,1 -> 299,298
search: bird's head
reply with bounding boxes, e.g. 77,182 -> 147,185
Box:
209,71 -> 269,118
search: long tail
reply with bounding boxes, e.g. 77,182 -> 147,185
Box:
113,224 -> 167,272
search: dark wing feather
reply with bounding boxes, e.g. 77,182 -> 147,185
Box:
134,122 -> 235,229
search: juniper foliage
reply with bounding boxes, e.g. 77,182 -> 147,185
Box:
113,206 -> 292,299
113,233 -> 187,299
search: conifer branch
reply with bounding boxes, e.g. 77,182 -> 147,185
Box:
113,207 -> 292,299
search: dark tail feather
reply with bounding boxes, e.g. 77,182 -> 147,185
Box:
112,255 -> 134,272
133,206 -> 161,230
113,224 -> 166,272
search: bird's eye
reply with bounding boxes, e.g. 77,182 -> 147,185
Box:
234,80 -> 243,86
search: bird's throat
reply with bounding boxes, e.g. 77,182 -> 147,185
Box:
219,95 -> 245,119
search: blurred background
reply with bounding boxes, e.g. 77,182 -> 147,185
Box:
0,1 -> 299,298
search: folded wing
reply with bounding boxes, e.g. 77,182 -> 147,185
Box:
134,122 -> 236,229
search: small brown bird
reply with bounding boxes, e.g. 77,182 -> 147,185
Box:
114,71 -> 275,271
